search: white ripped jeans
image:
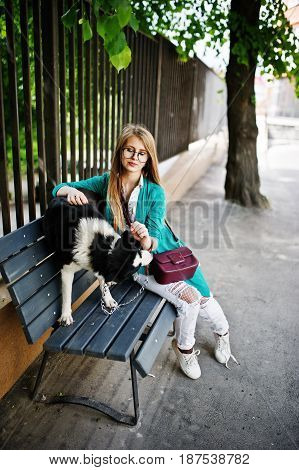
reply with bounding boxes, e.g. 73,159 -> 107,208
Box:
133,273 -> 229,350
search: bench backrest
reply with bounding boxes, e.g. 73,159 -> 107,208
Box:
0,218 -> 96,344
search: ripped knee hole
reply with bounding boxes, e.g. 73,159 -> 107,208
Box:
167,282 -> 207,305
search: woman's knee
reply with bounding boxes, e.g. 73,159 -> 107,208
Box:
166,282 -> 201,305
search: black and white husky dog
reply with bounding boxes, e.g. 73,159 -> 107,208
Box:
43,193 -> 152,326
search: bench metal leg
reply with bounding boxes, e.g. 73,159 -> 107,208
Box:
32,350 -> 140,426
32,350 -> 50,401
130,351 -> 140,423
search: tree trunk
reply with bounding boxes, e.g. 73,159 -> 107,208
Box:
225,0 -> 269,208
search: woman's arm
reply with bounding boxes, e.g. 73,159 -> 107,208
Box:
129,185 -> 166,252
52,173 -> 109,199
145,185 -> 167,250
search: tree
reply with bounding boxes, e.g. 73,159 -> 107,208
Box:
64,0 -> 299,208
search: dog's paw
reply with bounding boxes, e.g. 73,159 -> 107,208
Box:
58,312 -> 74,326
104,297 -> 118,309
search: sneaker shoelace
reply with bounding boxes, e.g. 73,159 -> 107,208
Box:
184,349 -> 200,367
217,336 -> 239,370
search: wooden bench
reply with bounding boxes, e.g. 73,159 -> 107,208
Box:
0,217 -> 176,426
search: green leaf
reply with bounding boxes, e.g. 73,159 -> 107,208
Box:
92,0 -> 101,18
96,17 -> 106,40
97,15 -> 121,41
61,1 -> 79,29
106,15 -> 121,40
106,31 -> 127,56
117,4 -> 132,28
176,44 -> 184,55
129,13 -> 139,33
109,0 -> 121,8
109,45 -> 131,72
82,19 -> 93,42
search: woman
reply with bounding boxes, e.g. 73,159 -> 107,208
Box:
53,124 -> 238,380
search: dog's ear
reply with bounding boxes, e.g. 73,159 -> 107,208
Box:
121,230 -> 133,248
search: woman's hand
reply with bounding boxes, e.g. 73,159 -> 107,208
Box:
57,187 -> 89,205
130,221 -> 152,250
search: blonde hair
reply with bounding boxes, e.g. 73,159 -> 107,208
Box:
108,124 -> 162,232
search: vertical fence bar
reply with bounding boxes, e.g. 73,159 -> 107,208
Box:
58,0 -> 68,183
41,0 -> 60,200
148,39 -> 153,131
5,0 -> 24,227
85,1 -> 91,178
68,0 -> 76,181
154,36 -> 162,145
171,46 -> 176,157
0,48 -> 11,234
142,35 -> 148,124
104,51 -> 110,170
127,29 -> 133,124
99,38 -> 104,174
150,41 -> 158,135
139,34 -> 144,124
188,60 -> 196,145
122,30 -> 128,126
125,29 -> 131,125
122,63 -> 127,125
77,0 -> 84,179
143,37 -> 150,127
33,0 -> 47,214
116,69 -> 122,137
136,34 -> 143,124
111,64 -> 116,161
132,33 -> 138,123
92,13 -> 98,175
20,0 -> 36,221
171,55 -> 176,158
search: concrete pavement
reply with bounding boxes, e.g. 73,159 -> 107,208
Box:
0,144 -> 298,450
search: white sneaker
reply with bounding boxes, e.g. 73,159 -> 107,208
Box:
214,332 -> 239,369
172,339 -> 201,380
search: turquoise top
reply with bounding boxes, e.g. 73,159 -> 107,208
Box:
52,172 -> 210,296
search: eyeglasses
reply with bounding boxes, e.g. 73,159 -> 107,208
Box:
122,147 -> 148,163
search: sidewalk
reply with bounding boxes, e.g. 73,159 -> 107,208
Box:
0,144 -> 298,450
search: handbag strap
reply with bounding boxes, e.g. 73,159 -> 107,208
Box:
120,190 -> 133,227
164,218 -> 182,245
120,190 -> 181,246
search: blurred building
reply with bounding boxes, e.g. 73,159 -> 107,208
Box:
285,0 -> 299,28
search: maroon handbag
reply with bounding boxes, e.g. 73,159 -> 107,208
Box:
149,219 -> 199,284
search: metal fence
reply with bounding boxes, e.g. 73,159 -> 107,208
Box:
0,0 -> 226,236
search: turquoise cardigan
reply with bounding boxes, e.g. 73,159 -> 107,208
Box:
52,172 -> 210,296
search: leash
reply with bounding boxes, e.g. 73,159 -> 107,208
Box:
100,277 -> 149,315
100,190 -> 149,315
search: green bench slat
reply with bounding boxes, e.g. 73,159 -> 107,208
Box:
63,281 -> 134,355
133,302 -> 177,378
64,307 -> 108,355
17,273 -> 62,325
0,218 -> 44,263
0,237 -> 53,284
106,292 -> 163,362
84,282 -> 148,358
7,253 -> 61,307
16,270 -> 88,328
23,270 -> 96,344
44,289 -> 100,352
45,289 -> 103,352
